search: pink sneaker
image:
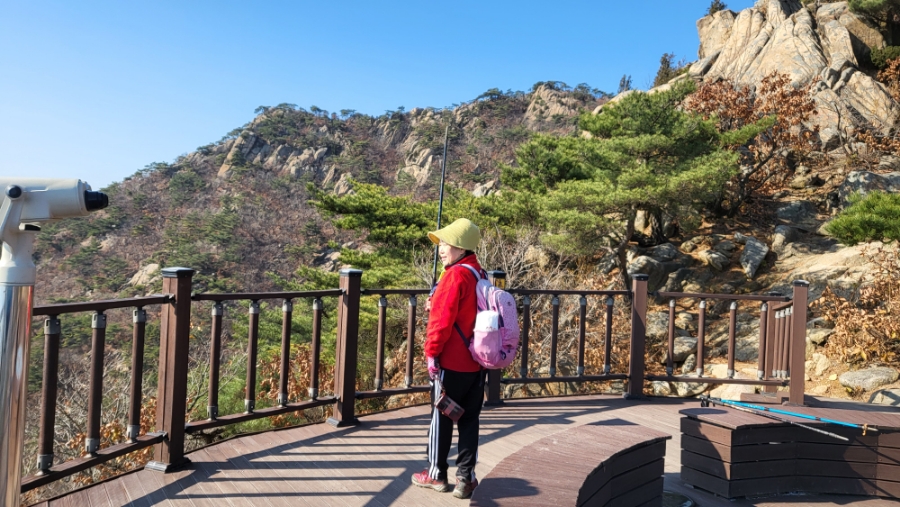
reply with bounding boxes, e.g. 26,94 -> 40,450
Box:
411,469 -> 450,492
453,478 -> 478,499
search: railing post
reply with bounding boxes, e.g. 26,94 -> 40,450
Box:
86,311 -> 107,454
763,292 -> 781,393
310,298 -> 323,399
696,300 -> 707,377
148,267 -> 194,472
328,268 -> 361,427
626,274 -> 648,399
788,280 -> 809,406
485,271 -> 506,406
208,303 -> 223,419
278,299 -> 293,406
37,316 -> 60,472
127,308 -> 147,441
245,300 -> 261,413
375,296 -> 387,391
405,296 -> 416,388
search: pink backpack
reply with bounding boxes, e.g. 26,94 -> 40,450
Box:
454,265 -> 520,369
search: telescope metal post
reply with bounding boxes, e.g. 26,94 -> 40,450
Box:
0,285 -> 32,506
0,188 -> 37,507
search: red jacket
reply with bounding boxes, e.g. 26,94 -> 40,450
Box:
425,254 -> 482,372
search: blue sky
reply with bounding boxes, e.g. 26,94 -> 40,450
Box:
0,0 -> 755,190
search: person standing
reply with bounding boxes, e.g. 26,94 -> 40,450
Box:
411,218 -> 483,499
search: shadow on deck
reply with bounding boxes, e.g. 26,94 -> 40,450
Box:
34,395 -> 900,507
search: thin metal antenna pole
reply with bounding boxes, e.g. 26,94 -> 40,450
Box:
431,123 -> 450,286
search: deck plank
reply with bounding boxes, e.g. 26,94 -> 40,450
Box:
36,395 -> 900,507
222,433 -> 321,507
201,439 -> 276,507
85,481 -> 111,507
173,449 -> 232,507
241,429 -> 350,507
116,467 -> 152,506
101,473 -> 131,507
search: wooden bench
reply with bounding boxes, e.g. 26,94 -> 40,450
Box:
470,422 -> 671,507
680,406 -> 900,499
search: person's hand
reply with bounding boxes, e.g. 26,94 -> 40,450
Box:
425,297 -> 432,312
427,356 -> 440,380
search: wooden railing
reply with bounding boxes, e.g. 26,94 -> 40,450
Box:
26,294 -> 173,491
645,280 -> 809,403
184,287 -> 343,434
21,267 -> 811,494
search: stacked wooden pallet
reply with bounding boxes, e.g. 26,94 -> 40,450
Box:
680,406 -> 900,499
470,423 -> 671,507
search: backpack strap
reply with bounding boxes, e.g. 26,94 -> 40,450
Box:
456,264 -> 483,280
454,323 -> 471,348
451,265 -> 480,348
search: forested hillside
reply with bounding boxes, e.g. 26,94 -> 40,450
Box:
34,83 -> 607,302
23,0 -> 900,501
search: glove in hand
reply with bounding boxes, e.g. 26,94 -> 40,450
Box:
427,356 -> 440,380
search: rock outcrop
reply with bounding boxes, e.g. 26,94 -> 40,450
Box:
839,367 -> 899,391
837,171 -> 900,206
692,0 -> 900,139
697,9 -> 737,59
525,84 -> 581,128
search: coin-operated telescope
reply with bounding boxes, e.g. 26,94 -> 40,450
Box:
0,179 -> 108,506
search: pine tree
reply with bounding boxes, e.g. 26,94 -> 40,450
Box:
825,192 -> 900,245
617,75 -> 633,95
848,0 -> 900,20
501,80 -> 739,288
707,0 -> 727,16
653,53 -> 679,87
308,181 -> 538,288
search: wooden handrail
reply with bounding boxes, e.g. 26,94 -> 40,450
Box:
191,289 -> 343,301
656,291 -> 791,302
32,295 -> 172,316
508,289 -> 630,296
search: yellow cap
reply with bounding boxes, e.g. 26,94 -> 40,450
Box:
428,218 -> 480,251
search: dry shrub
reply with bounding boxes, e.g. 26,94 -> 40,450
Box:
685,71 -> 819,214
257,344 -> 335,427
856,128 -> 900,154
813,246 -> 900,366
879,57 -> 900,103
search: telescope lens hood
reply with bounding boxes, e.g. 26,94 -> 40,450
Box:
84,190 -> 109,211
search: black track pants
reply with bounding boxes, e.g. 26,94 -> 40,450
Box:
426,368 -> 484,482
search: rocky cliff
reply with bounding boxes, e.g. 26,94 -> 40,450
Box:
692,0 -> 898,149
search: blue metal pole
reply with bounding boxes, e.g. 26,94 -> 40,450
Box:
723,398 -> 878,431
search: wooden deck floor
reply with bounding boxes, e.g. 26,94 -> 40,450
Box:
34,395 -> 900,507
